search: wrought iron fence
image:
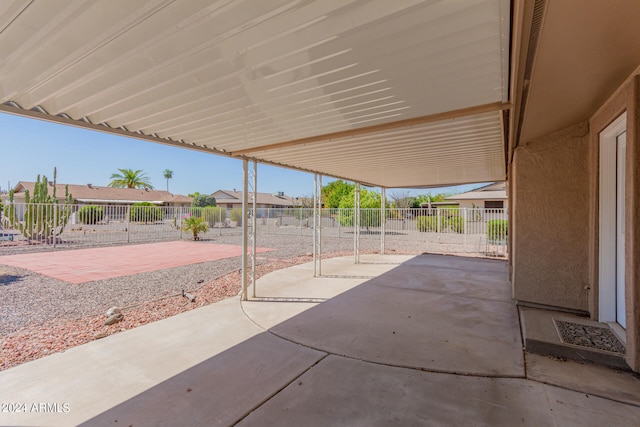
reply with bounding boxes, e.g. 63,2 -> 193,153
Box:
0,203 -> 507,257
0,203 -> 239,249
256,207 -> 508,256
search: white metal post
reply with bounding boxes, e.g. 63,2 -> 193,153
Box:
251,160 -> 257,298
318,175 -> 322,276
380,187 -> 386,254
354,183 -> 360,264
241,159 -> 249,301
126,206 -> 131,243
463,208 -> 468,251
53,203 -> 58,248
313,174 -> 318,277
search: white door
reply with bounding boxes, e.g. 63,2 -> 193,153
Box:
599,113 -> 626,328
616,132 -> 626,328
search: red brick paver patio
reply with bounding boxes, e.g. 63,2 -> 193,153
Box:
0,241 -> 273,284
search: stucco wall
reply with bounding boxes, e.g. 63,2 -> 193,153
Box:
589,71 -> 640,371
512,122 -> 590,311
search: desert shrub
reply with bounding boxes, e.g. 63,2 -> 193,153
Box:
77,205 -> 104,224
416,216 -> 438,232
230,208 -> 243,226
487,219 -> 508,241
416,214 -> 464,233
130,202 -> 162,223
201,206 -> 224,226
445,215 -> 465,233
191,194 -> 217,208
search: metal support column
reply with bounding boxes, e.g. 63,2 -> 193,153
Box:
354,183 -> 360,264
251,160 -> 257,298
313,174 -> 322,276
380,187 -> 386,254
318,175 -> 322,275
241,159 -> 249,301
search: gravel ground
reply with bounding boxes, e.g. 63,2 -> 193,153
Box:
0,234 -> 388,370
0,232 -> 497,371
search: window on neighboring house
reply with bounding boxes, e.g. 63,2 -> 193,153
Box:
484,201 -> 504,209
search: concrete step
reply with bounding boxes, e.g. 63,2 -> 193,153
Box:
519,306 -> 629,371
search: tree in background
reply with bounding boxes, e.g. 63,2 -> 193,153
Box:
321,180 -> 354,208
338,186 -> 382,229
108,169 -> 154,189
411,193 -> 447,208
191,194 -> 217,208
390,190 -> 414,209
188,191 -> 201,198
163,169 -> 173,192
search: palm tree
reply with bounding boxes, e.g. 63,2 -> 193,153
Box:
182,216 -> 208,240
108,169 -> 154,189
163,169 -> 173,192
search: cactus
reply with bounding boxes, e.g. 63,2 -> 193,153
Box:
5,168 -> 74,243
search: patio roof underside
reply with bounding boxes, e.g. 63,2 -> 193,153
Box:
0,0 -> 510,188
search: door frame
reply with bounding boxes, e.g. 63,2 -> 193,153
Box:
598,112 -> 627,325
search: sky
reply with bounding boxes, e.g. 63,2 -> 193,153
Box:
0,112 -> 485,198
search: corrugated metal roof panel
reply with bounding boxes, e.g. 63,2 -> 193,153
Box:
0,0 -> 510,188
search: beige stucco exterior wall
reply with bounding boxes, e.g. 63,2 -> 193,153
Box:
588,70 -> 640,371
512,122 -> 590,312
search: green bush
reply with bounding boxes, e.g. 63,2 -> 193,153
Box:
487,219 -> 508,241
416,216 -> 438,232
77,205 -> 104,224
130,202 -> 162,223
336,209 -> 382,229
191,194 -> 217,208
201,206 -> 224,227
230,208 -> 243,226
446,215 -> 465,234
416,213 -> 464,233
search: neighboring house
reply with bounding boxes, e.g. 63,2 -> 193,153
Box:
8,182 -> 192,207
444,182 -> 508,210
212,190 -> 300,212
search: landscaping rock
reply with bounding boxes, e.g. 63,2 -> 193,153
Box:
104,313 -> 124,326
106,306 -> 122,317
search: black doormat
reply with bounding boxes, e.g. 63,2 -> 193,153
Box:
554,319 -> 625,354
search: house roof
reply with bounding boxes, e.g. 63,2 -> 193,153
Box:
213,190 -> 297,207
12,182 -> 191,205
445,182 -> 507,201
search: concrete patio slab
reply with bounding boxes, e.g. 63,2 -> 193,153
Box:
525,352 -> 640,407
243,255 -> 414,329
238,355 -> 640,426
0,298 -> 269,426
2,253 -> 640,426
81,333 -> 326,427
259,254 -> 523,376
0,241 -> 273,284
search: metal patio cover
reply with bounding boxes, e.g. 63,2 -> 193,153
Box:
0,0 -> 510,188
